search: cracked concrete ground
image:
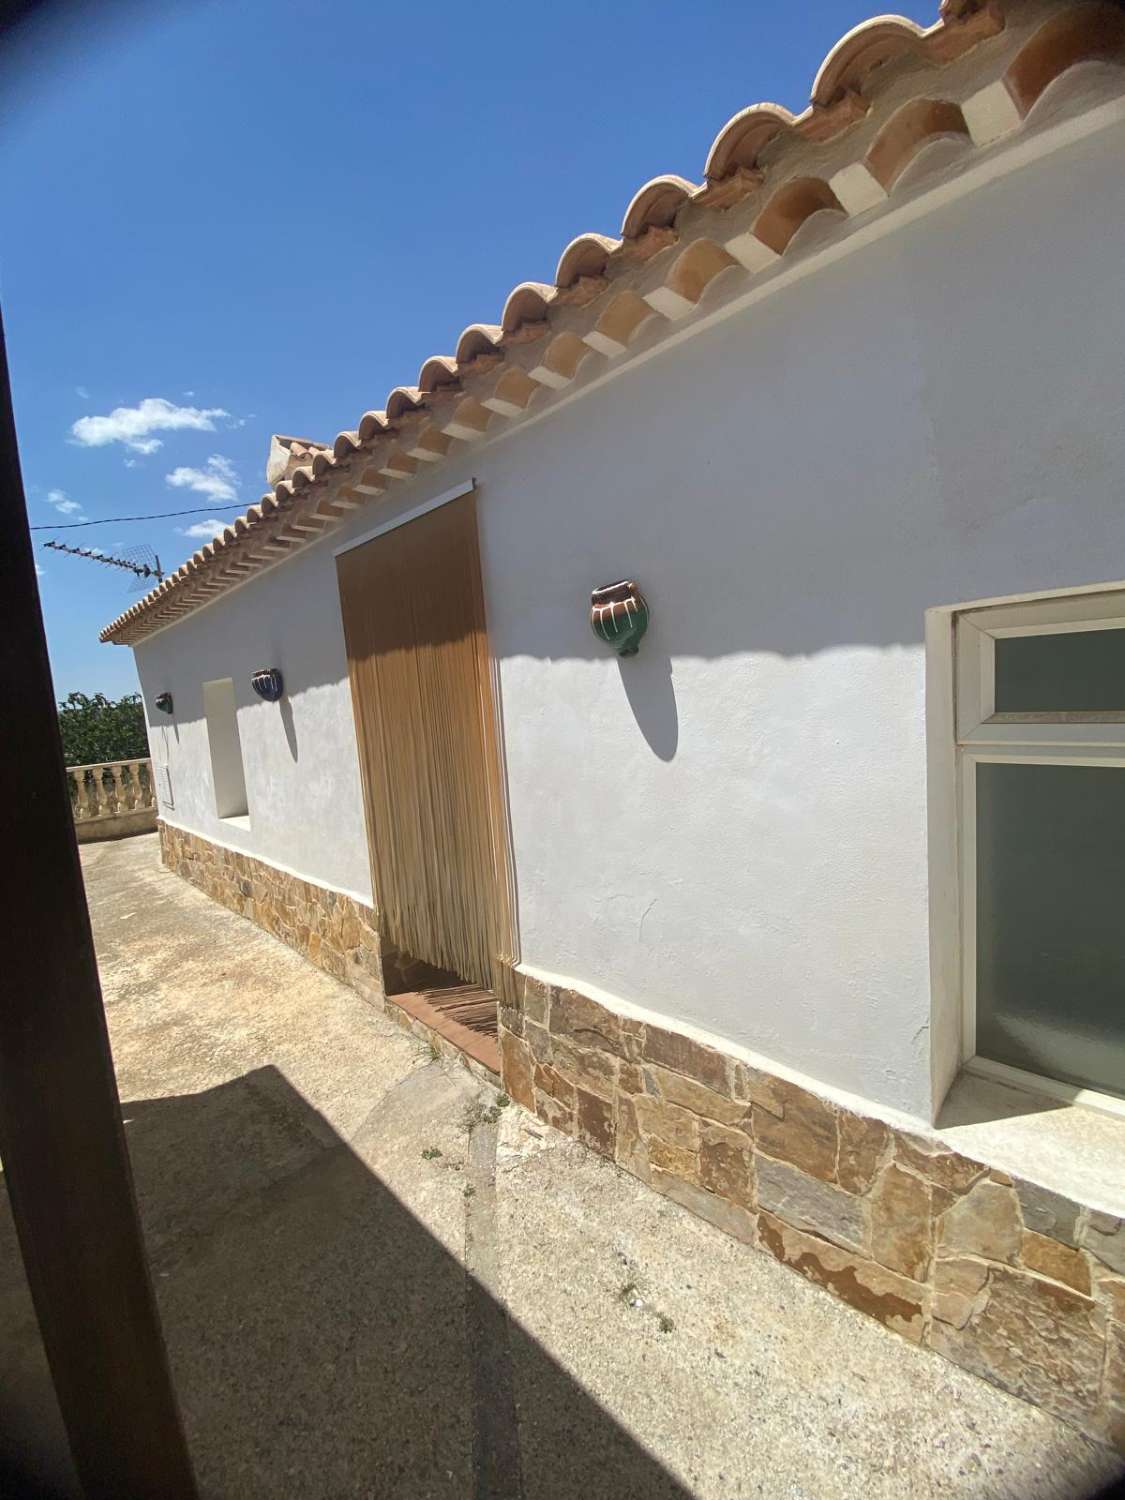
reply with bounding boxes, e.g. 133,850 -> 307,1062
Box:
2,834 -> 1122,1499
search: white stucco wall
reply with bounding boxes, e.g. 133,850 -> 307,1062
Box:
134,114 -> 1125,1121
136,555 -> 374,903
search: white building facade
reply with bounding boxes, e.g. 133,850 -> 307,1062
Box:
106,1 -> 1125,1449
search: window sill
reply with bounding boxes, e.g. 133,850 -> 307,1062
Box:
937,1070 -> 1125,1219
219,813 -> 251,831
965,1055 -> 1125,1122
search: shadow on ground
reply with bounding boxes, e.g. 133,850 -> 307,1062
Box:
4,833 -> 1123,1500
0,1065 -> 690,1499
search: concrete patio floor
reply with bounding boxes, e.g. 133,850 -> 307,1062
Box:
2,833 -> 1123,1499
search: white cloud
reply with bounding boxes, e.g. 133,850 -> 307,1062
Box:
46,488 -> 83,516
207,453 -> 235,482
123,457 -> 139,469
36,563 -> 45,577
166,453 -> 239,502
70,397 -> 229,454
75,385 -> 90,400
178,518 -> 230,540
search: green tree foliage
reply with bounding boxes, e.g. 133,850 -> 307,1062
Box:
57,692 -> 149,767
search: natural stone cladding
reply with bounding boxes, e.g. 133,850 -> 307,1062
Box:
159,819 -> 382,991
156,821 -> 497,1084
499,976 -> 1125,1452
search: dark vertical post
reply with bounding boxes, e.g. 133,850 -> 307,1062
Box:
0,308 -> 197,1496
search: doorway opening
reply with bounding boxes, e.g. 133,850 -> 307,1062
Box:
203,676 -> 250,823
336,489 -> 515,1075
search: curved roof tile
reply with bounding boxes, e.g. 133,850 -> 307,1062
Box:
704,103 -> 798,181
621,175 -> 698,238
418,354 -> 460,392
356,410 -> 390,441
385,386 -> 424,419
455,323 -> 503,364
555,233 -> 621,287
811,15 -> 931,107
500,282 -> 557,333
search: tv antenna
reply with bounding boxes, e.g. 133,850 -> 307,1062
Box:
43,539 -> 163,589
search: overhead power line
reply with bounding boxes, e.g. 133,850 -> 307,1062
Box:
29,502 -> 238,531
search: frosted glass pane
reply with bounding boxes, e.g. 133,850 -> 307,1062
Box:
976,762 -> 1125,1100
994,628 -> 1125,713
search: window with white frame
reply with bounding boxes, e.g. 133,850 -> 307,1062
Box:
955,589 -> 1125,1114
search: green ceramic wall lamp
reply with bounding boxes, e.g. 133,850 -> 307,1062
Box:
591,580 -> 649,657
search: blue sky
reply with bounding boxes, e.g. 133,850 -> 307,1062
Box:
4,0 -> 932,700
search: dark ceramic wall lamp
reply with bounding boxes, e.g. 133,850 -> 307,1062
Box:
251,668 -> 284,702
591,580 -> 649,657
155,692 -> 174,714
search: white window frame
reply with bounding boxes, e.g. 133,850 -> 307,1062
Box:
953,587 -> 1125,1120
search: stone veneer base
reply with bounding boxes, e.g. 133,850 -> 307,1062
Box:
498,976 -> 1125,1453
156,821 -> 498,1086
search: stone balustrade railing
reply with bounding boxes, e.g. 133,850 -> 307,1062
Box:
68,758 -> 157,842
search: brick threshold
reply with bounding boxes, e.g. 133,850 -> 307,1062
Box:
389,987 -> 501,1077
